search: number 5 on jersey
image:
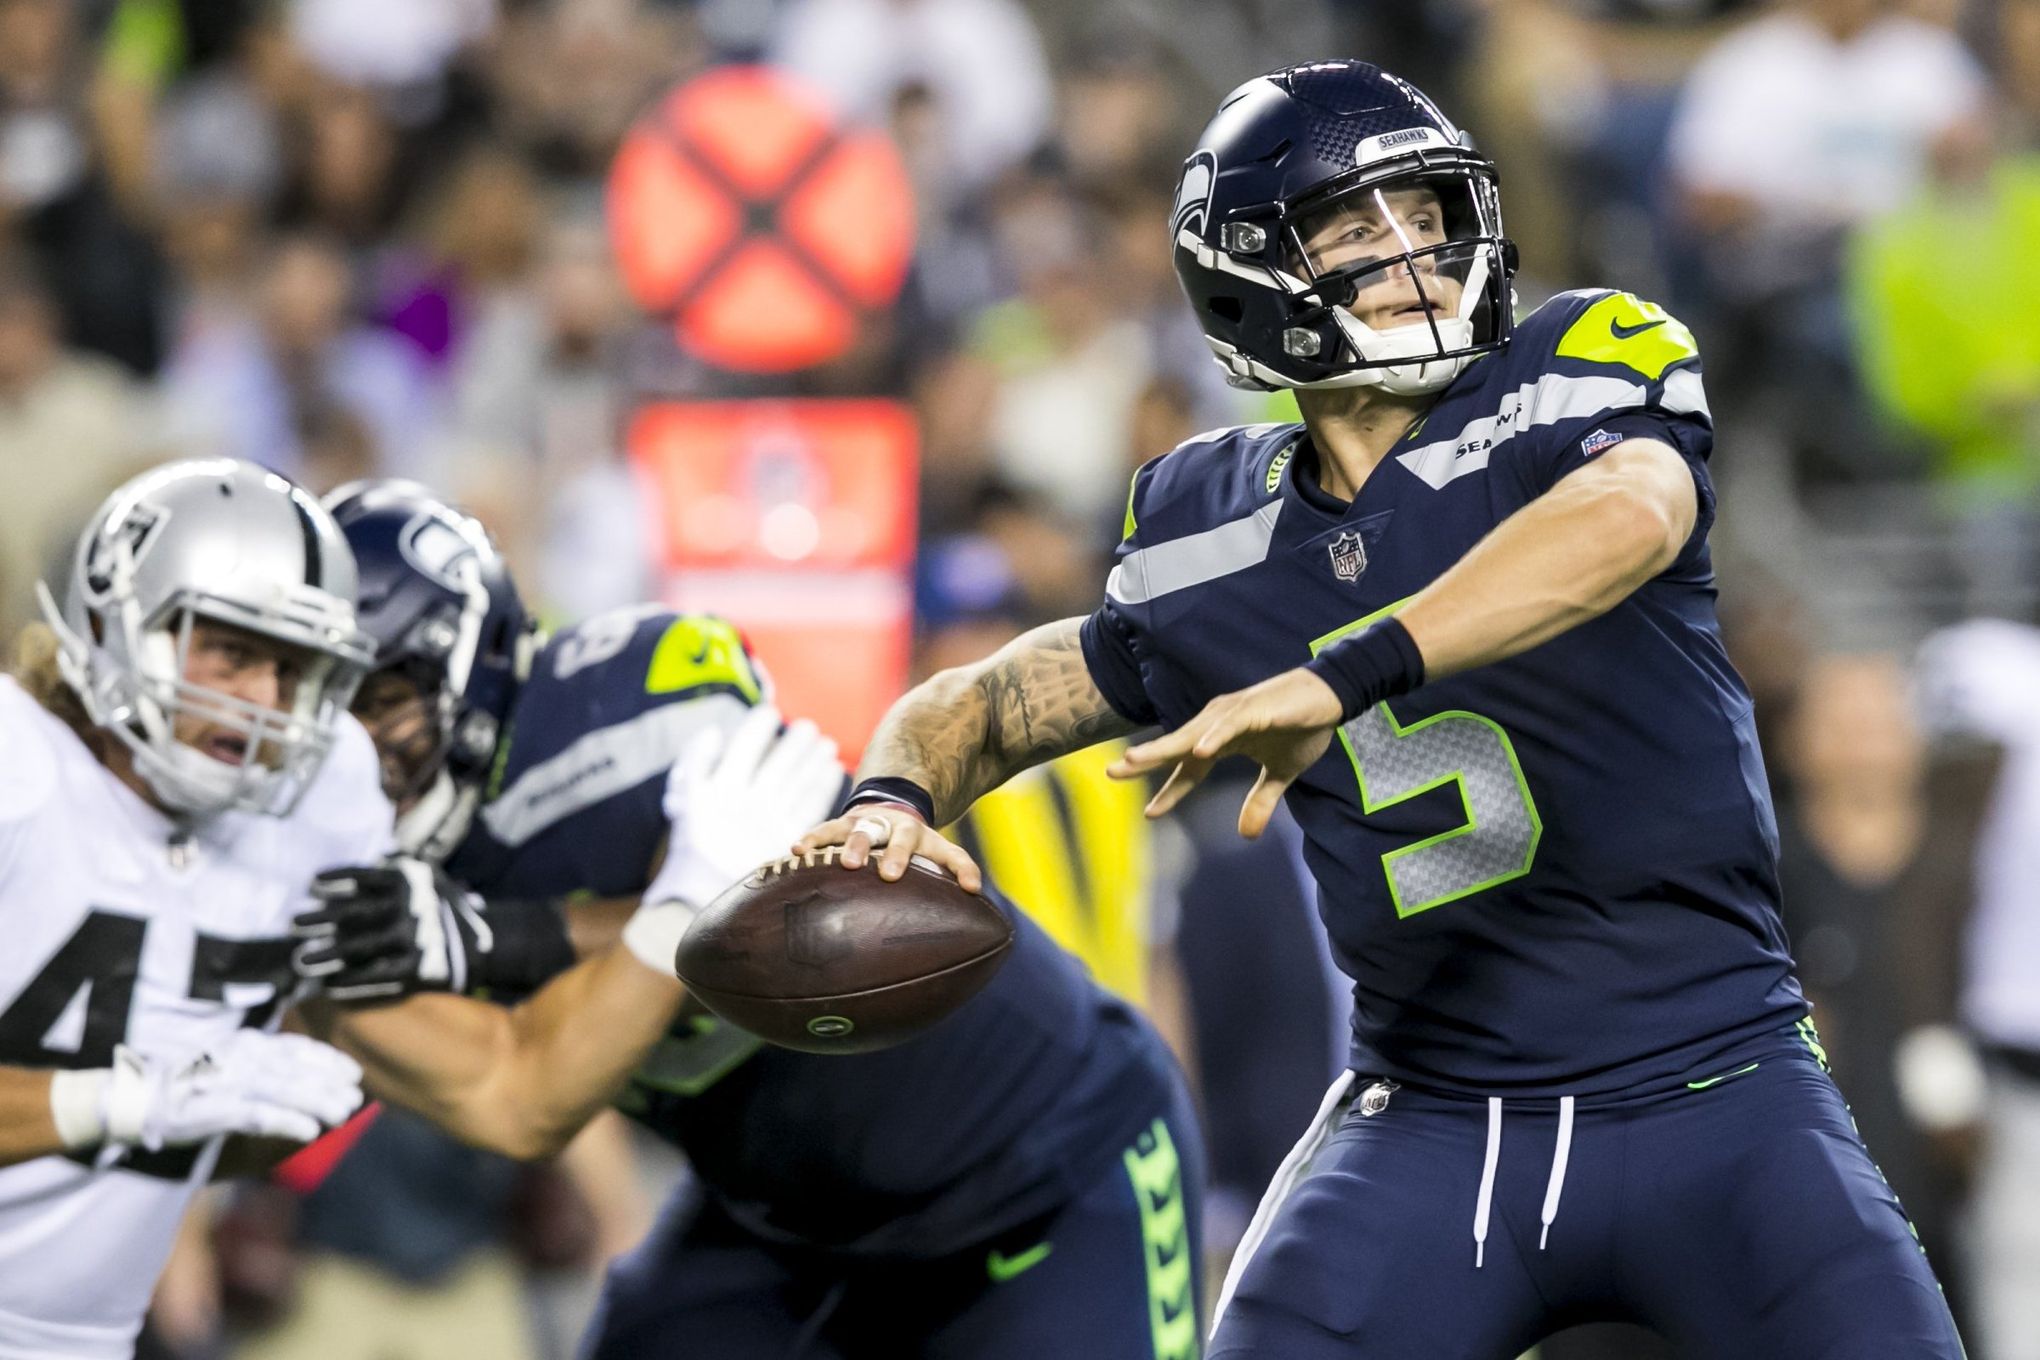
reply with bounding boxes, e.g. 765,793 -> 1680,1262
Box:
1312,606 -> 1542,917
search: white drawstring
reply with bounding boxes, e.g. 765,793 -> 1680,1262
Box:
1539,1096 -> 1575,1250
1473,1097 -> 1502,1267
1474,1095 -> 1577,1267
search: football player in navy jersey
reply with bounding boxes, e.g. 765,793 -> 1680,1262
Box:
798,61 -> 1963,1358
304,482 -> 1205,1360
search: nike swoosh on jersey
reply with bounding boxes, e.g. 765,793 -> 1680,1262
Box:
1609,317 -> 1667,340
987,1241 -> 1053,1282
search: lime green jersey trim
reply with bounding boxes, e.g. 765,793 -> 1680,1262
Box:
1554,292 -> 1699,382
627,1015 -> 764,1099
646,616 -> 761,702
1264,441 -> 1297,494
484,718 -> 516,801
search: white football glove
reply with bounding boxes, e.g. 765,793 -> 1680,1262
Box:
622,704 -> 844,972
50,1030 -> 365,1152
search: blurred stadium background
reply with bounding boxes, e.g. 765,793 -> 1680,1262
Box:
3,0 -> 2036,1354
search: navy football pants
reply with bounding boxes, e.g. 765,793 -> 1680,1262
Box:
1211,1032 -> 1963,1359
581,1095 -> 1204,1360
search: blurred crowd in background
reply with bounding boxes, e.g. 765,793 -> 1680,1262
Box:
7,0 -> 2040,1356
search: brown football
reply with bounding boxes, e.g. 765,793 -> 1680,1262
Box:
673,849 -> 1015,1054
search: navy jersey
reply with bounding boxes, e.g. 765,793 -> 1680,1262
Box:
450,606 -> 1181,1256
1084,289 -> 1804,1097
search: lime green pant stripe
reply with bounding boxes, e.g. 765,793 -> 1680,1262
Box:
1797,1016 -> 1832,1073
1124,1117 -> 1200,1360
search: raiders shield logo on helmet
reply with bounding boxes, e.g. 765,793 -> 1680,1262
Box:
83,504 -> 167,601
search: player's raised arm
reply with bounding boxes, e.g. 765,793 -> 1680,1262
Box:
301,942 -> 680,1161
299,705 -> 841,1160
1114,437 -> 1699,835
1390,437 -> 1697,674
796,616 -> 1138,890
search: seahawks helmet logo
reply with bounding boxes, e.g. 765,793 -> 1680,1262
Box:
1172,150 -> 1218,241
399,512 -> 488,594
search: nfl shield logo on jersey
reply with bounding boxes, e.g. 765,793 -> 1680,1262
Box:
1328,531 -> 1367,582
1579,427 -> 1626,461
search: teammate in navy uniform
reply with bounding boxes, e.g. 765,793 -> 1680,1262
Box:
310,483 -> 1205,1360
798,62 -> 1962,1358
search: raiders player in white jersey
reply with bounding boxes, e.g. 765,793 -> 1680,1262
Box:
0,460 -> 377,1359
0,459 -> 844,1359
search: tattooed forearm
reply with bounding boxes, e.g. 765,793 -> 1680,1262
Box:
857,617 -> 1137,824
972,624 -> 1133,768
855,665 -> 998,821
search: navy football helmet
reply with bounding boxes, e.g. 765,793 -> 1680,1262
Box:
1171,61 -> 1517,396
324,480 -> 536,857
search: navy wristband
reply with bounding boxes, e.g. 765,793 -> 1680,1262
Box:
1303,616 -> 1426,722
846,777 -> 936,825
471,898 -> 578,1002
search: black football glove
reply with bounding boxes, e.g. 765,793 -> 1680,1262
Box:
293,859 -> 580,1003
292,858 -> 484,1001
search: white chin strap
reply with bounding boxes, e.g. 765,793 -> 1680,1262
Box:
398,768 -> 480,862
1333,315 -> 1477,396
141,742 -> 249,818
125,629 -> 241,818
1206,320 -> 1477,397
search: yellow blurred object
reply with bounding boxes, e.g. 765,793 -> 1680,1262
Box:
950,741 -> 1156,1006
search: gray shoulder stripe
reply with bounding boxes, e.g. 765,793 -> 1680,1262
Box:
1107,498 -> 1283,606
480,694 -> 748,849
1661,367 -> 1710,420
1397,373 -> 1647,490
1176,420 -> 1291,449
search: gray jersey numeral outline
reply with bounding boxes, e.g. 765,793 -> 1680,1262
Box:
1311,602 -> 1543,916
